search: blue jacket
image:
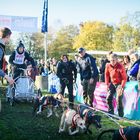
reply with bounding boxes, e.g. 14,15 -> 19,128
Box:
77,53 -> 99,80
127,59 -> 140,79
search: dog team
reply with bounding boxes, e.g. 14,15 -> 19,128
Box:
32,89 -> 140,139
33,90 -> 102,136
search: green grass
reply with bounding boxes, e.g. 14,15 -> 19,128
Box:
0,86 -> 139,140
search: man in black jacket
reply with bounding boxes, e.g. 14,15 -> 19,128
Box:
9,41 -> 35,79
77,47 -> 99,107
56,54 -> 77,108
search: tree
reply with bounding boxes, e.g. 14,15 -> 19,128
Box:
5,40 -> 15,55
113,11 -> 140,51
120,11 -> 140,28
112,24 -> 134,51
48,25 -> 79,59
17,32 -> 44,60
73,21 -> 114,51
30,33 -> 44,59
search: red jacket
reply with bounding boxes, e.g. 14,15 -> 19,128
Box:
105,62 -> 127,88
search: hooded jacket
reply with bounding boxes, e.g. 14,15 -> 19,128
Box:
77,53 -> 99,80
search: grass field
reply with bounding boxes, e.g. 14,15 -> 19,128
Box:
0,86 -> 139,140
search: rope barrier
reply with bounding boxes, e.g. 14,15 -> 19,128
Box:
54,96 -> 140,128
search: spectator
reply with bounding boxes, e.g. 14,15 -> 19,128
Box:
74,54 -> 80,73
26,61 -> 38,81
56,54 -> 77,108
99,51 -> 113,82
0,27 -> 14,85
49,57 -> 58,74
77,47 -> 99,107
105,53 -> 127,117
123,55 -> 131,71
127,53 -> 140,81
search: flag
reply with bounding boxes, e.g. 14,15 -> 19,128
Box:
41,0 -> 48,33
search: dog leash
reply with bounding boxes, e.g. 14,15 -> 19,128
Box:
84,109 -> 91,122
54,97 -> 140,128
119,127 -> 127,140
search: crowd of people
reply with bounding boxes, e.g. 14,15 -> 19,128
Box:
1,27 -> 140,117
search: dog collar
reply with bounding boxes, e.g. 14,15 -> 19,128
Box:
119,128 -> 127,140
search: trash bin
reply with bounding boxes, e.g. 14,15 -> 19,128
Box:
35,75 -> 48,90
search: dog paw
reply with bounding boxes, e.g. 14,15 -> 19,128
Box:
37,111 -> 41,114
47,113 -> 53,118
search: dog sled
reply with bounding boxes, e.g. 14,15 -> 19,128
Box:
6,68 -> 38,106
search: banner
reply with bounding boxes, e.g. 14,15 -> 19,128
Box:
0,15 -> 38,32
41,0 -> 48,33
74,74 -> 84,103
47,73 -> 140,120
93,81 -> 140,120
48,73 -> 60,94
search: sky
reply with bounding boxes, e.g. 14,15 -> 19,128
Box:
0,0 -> 140,29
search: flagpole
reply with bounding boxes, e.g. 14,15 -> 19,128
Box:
40,0 -> 48,91
41,0 -> 48,66
44,32 -> 47,66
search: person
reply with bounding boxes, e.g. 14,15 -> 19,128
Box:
122,55 -> 131,81
123,55 -> 131,71
9,41 -> 36,79
0,27 -> 14,85
127,53 -> 140,81
99,51 -> 113,82
26,61 -> 38,81
56,54 -> 77,108
105,53 -> 127,117
49,57 -> 58,74
76,47 -> 99,107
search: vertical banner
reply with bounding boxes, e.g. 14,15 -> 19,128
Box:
41,0 -> 48,33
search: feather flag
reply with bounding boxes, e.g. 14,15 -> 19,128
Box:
41,0 -> 48,33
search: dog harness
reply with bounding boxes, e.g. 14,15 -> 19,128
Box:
77,105 -> 94,122
72,113 -> 81,128
119,128 -> 127,140
84,109 -> 91,122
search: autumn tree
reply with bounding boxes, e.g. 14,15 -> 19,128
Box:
17,32 -> 44,60
113,11 -> 140,51
48,25 -> 79,59
112,24 -> 134,51
5,40 -> 15,55
73,21 -> 114,51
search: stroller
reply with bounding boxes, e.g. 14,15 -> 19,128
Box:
6,68 -> 37,106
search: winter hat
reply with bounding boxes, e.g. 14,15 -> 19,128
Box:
17,41 -> 25,49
